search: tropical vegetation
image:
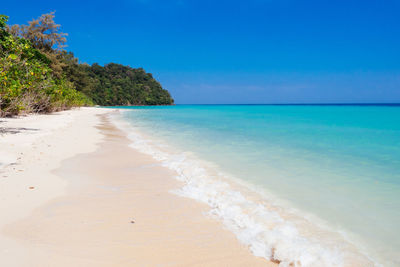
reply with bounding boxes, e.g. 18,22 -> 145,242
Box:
0,13 -> 173,117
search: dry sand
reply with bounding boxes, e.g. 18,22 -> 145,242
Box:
0,108 -> 274,266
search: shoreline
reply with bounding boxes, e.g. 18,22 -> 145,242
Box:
113,108 -> 380,267
0,108 -> 273,266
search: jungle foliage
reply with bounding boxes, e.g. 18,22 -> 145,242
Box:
0,13 -> 173,116
0,14 -> 91,116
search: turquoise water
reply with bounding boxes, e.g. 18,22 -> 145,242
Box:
116,105 -> 400,266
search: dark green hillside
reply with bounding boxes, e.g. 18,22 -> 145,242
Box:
79,63 -> 174,106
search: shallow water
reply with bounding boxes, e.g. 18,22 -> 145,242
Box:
114,104 -> 400,266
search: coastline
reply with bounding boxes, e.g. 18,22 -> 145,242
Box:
0,108 -> 273,266
114,107 -> 382,267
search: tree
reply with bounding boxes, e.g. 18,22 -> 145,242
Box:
9,12 -> 68,78
8,12 -> 66,52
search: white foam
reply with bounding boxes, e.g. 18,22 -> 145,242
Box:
111,112 -> 378,267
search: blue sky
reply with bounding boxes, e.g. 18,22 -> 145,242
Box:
2,0 -> 400,103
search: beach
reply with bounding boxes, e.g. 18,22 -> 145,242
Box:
3,1 -> 399,265
0,108 -> 273,266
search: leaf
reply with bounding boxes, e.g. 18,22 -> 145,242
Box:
8,54 -> 17,60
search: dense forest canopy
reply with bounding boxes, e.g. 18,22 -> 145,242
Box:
82,63 -> 174,106
62,59 -> 174,106
0,12 -> 174,116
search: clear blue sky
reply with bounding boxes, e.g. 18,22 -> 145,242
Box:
3,0 -> 400,103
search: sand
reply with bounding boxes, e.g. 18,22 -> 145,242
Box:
0,108 -> 273,266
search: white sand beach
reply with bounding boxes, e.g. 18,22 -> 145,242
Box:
0,107 -> 273,266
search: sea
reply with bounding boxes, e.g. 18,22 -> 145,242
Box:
111,104 -> 400,267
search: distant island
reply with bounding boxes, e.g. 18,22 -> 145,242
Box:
0,12 -> 174,117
